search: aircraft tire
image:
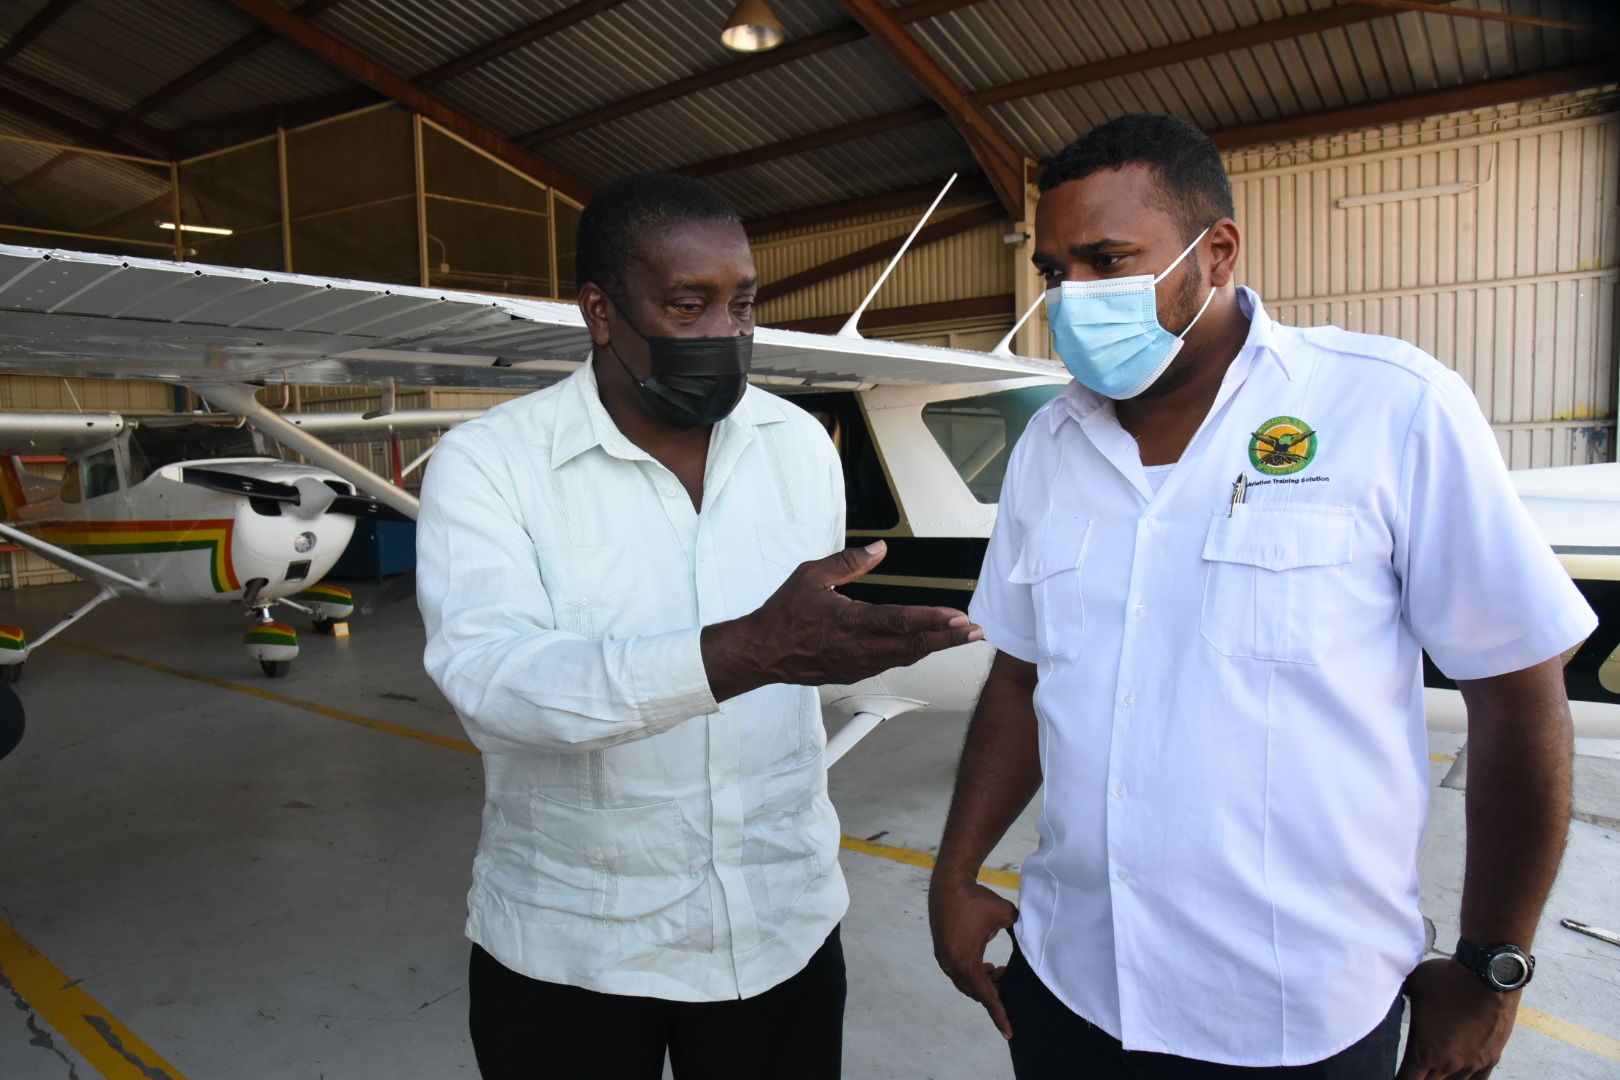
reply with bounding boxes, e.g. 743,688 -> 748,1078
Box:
0,664 -> 20,684
260,660 -> 291,678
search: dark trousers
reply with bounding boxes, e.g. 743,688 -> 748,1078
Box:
1001,943 -> 1403,1079
468,927 -> 846,1080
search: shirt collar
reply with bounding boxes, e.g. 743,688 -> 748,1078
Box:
550,355 -> 778,469
1048,285 -> 1283,435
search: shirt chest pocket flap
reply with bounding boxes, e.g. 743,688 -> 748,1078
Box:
535,543 -> 636,636
1200,504 -> 1355,664
1008,522 -> 1091,658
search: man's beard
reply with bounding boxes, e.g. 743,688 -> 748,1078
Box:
1132,257 -> 1207,403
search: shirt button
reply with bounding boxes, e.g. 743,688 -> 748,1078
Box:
1113,785 -> 1126,799
578,595 -> 590,606
664,486 -> 678,498
603,919 -> 614,927
593,851 -> 605,862
1117,869 -> 1130,882
1122,694 -> 1135,708
717,703 -> 728,714
1143,517 -> 1156,528
1132,603 -> 1145,617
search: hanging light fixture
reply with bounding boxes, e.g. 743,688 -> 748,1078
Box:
720,0 -> 784,52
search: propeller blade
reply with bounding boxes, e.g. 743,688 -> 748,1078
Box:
329,495 -> 415,524
360,569 -> 417,616
181,467 -> 300,501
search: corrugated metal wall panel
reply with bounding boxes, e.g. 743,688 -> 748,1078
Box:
755,208 -> 1014,328
1228,94 -> 1619,467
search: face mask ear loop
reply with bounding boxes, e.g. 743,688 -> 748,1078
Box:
1177,285 -> 1218,341
1152,227 -> 1211,285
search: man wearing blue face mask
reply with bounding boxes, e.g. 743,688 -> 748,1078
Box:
929,115 -> 1592,1079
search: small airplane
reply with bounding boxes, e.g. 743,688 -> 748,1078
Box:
0,406 -> 473,680
0,241 -> 1613,753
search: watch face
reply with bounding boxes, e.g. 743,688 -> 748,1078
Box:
1488,952 -> 1528,988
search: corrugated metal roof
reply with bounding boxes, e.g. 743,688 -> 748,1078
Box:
0,0 -> 1610,220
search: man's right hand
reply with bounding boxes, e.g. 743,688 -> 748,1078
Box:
703,541 -> 982,701
929,873 -> 1020,1039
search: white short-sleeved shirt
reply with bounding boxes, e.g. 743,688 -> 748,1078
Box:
417,360 -> 848,1003
970,288 -> 1595,1067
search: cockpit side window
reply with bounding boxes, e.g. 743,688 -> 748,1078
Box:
81,449 -> 121,500
921,386 -> 1064,504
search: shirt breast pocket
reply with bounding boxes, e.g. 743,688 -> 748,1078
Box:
1199,505 -> 1355,665
1008,523 -> 1092,659
535,543 -> 636,637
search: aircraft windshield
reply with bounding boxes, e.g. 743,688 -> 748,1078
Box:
128,422 -> 275,483
922,385 -> 1065,504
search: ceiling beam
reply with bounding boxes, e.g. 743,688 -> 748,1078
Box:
745,173 -> 992,235
757,200 -> 1005,304
765,292 -> 1012,334
0,0 -> 85,67
659,0 -> 1477,181
415,0 -> 632,88
1342,0 -> 1590,32
518,0 -> 988,148
0,67 -> 170,149
680,104 -> 942,179
112,0 -> 351,134
837,0 -> 1024,216
1208,60 -> 1620,150
215,0 -> 592,204
973,0 -> 1465,107
523,24 -> 864,147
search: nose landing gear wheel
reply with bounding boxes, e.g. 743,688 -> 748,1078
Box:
0,664 -> 20,684
260,660 -> 291,678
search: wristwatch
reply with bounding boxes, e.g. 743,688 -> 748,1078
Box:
1454,939 -> 1535,992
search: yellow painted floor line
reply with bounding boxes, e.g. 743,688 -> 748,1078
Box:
840,835 -> 1021,890
0,917 -> 190,1080
1429,753 -> 1456,763
1518,1007 -> 1620,1062
61,642 -> 1620,1063
66,641 -> 479,756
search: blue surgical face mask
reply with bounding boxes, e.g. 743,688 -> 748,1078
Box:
1045,228 -> 1216,400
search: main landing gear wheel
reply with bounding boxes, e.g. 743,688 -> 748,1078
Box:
0,664 -> 19,684
260,659 -> 291,678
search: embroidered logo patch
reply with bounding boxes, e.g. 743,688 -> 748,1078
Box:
1248,416 -> 1318,475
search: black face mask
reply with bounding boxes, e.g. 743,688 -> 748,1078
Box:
605,306 -> 752,429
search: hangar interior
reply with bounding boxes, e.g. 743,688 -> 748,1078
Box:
1,1 -> 1619,1078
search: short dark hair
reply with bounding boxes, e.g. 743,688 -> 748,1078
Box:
574,172 -> 743,301
1039,114 -> 1234,242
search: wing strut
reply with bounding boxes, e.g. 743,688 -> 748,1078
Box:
836,174 -> 957,340
190,384 -> 420,522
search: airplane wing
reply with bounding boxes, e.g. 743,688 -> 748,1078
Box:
0,411 -> 126,455
0,244 -> 1065,391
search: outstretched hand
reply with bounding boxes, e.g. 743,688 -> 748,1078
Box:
703,541 -> 983,701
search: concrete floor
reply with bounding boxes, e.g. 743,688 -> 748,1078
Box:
0,580 -> 1616,1079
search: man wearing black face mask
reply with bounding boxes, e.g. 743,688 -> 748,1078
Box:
417,172 -> 983,1080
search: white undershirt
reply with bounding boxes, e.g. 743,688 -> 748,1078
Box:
1143,462 -> 1175,495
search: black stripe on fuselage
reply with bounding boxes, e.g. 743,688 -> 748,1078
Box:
845,535 -> 988,580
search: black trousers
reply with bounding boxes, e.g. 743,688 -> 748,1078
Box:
1001,943 -> 1404,1080
468,927 -> 846,1080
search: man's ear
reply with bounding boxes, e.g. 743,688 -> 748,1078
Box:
1208,218 -> 1241,288
578,282 -> 613,346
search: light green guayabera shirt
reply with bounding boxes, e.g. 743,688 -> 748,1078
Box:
418,359 -> 848,1002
